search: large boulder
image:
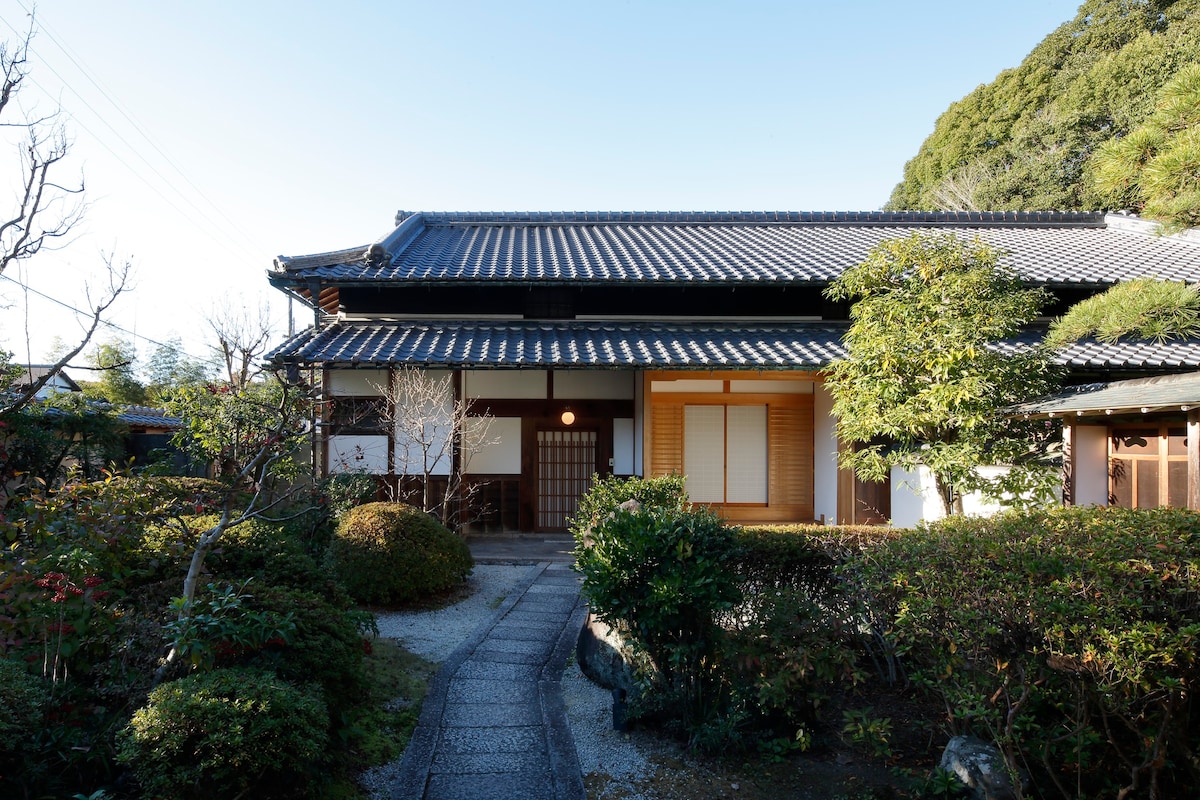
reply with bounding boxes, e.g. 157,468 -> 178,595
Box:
939,735 -> 1020,800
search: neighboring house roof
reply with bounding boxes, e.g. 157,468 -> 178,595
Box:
13,364 -> 81,394
118,405 -> 184,430
270,210 -> 1200,289
1010,371 -> 1200,418
268,320 -> 1200,371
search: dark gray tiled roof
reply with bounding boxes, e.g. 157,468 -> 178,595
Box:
1010,371 -> 1200,417
118,405 -> 183,429
267,321 -> 850,369
270,211 -> 1200,287
267,321 -> 1200,371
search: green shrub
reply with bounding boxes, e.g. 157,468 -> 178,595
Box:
569,473 -> 688,545
0,658 -> 48,759
575,502 -> 742,747
326,502 -> 473,605
117,667 -> 330,800
852,506 -> 1200,798
245,585 -> 372,711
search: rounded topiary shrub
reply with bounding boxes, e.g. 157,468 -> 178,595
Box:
117,667 -> 329,800
326,502 -> 473,605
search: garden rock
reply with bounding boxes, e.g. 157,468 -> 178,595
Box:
938,735 -> 1018,800
576,612 -> 637,695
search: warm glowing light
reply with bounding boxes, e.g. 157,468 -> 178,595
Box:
561,409 -> 576,425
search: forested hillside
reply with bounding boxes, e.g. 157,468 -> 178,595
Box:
887,0 -> 1200,212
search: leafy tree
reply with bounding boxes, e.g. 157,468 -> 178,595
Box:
1093,63 -> 1200,230
144,336 -> 211,402
888,0 -> 1200,212
155,374 -> 313,681
824,234 -> 1058,516
1046,277 -> 1200,348
0,392 -> 126,503
83,338 -> 146,406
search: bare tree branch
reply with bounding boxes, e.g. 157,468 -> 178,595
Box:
205,299 -> 275,387
0,19 -> 87,277
1,255 -> 131,417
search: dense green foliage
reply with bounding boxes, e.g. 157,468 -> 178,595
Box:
853,507 -> 1200,799
0,393 -> 127,503
568,472 -> 689,541
578,497 -> 1200,797
117,667 -> 330,800
825,234 -> 1058,515
574,494 -> 742,746
1093,63 -> 1200,229
1046,276 -> 1200,347
888,0 -> 1200,212
327,502 -> 473,605
0,471 -> 421,798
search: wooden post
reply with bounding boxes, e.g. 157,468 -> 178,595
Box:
1188,409 -> 1200,510
1062,418 -> 1076,507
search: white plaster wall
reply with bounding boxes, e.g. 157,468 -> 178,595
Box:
813,383 -> 838,524
555,371 -> 635,399
327,435 -> 388,474
393,373 -> 454,476
463,370 -> 547,399
890,466 -> 941,528
463,417 -> 520,474
613,418 -> 634,474
1074,424 -> 1110,506
890,464 -> 1063,527
327,369 -> 389,396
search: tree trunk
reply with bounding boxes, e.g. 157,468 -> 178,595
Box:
933,472 -> 957,517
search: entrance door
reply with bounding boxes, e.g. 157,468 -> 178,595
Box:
536,429 -> 597,531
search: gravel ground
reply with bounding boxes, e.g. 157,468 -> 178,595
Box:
359,564 -> 664,799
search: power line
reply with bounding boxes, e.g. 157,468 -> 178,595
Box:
0,272 -> 211,361
0,7 -> 264,268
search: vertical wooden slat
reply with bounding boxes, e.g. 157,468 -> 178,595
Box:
768,397 -> 813,509
650,403 -> 684,477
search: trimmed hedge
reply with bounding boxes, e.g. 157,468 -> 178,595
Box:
117,667 -> 330,800
326,502 -> 473,605
853,507 -> 1200,798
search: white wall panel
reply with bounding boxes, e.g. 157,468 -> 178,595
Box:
463,417 -> 521,474
813,383 -> 838,524
327,435 -> 388,474
652,379 -> 723,393
1075,425 -> 1111,506
729,380 -> 813,394
613,418 -> 634,475
327,369 -> 389,396
684,406 -> 725,503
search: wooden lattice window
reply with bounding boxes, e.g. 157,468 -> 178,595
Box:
1110,425 -> 1188,508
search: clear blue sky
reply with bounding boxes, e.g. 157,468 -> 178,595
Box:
0,0 -> 1083,369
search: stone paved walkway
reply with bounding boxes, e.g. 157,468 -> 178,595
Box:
392,562 -> 588,800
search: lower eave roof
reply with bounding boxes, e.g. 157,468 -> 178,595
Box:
266,321 -> 1200,372
1009,371 -> 1200,418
